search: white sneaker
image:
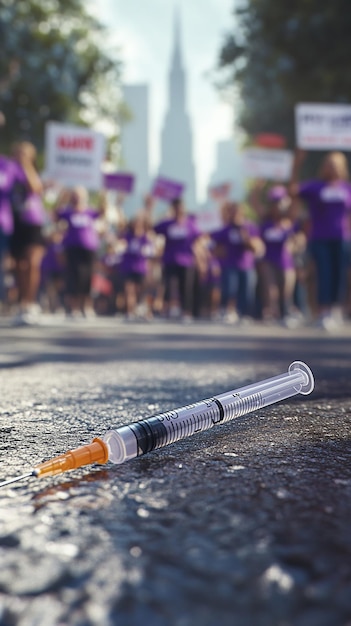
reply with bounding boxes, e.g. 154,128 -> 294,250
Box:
11,310 -> 26,326
11,305 -> 41,326
315,313 -> 338,332
169,305 -> 181,319
224,310 -> 239,324
181,314 -> 193,324
283,314 -> 303,329
83,307 -> 96,319
239,316 -> 253,327
66,310 -> 84,321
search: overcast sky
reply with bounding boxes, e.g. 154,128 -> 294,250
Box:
89,0 -> 236,201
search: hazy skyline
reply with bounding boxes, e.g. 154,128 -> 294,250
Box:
89,0 -> 236,201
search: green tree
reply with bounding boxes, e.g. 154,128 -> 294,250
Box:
0,0 -> 124,153
218,0 -> 351,148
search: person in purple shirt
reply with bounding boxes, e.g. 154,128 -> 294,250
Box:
255,186 -> 301,321
210,202 -> 264,321
9,142 -> 45,324
0,156 -> 16,305
40,231 -> 65,313
118,215 -> 153,319
154,197 -> 200,319
290,150 -> 351,329
56,186 -> 104,317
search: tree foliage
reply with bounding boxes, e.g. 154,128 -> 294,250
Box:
218,0 -> 351,147
0,0 -> 124,152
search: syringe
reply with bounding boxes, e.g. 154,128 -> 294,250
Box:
0,361 -> 314,488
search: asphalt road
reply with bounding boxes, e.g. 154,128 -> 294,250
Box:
0,318 -> 351,626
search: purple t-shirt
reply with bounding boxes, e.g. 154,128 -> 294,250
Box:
11,161 -> 45,226
119,233 -> 152,275
154,216 -> 200,267
299,180 -> 351,241
211,222 -> 258,270
0,156 -> 16,235
58,207 -> 100,251
261,220 -> 295,269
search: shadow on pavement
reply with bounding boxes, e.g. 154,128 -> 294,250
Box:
1,328 -> 350,399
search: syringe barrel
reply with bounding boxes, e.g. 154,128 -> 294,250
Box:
103,361 -> 314,465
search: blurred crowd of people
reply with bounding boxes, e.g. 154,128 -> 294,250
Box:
1,141 -> 351,330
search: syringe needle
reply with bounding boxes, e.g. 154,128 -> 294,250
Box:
0,472 -> 34,488
0,438 -> 109,488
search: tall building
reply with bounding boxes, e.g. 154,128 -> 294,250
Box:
159,9 -> 197,208
120,84 -> 150,213
209,139 -> 245,202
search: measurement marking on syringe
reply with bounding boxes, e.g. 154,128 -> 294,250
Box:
169,419 -> 177,443
177,417 -> 184,439
193,413 -> 201,433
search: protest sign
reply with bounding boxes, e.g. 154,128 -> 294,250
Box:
45,122 -> 106,190
295,103 -> 351,150
254,133 -> 286,149
243,148 -> 293,181
195,209 -> 222,233
208,182 -> 231,202
104,172 -> 135,193
152,176 -> 185,201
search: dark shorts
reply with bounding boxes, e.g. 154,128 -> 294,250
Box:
123,271 -> 145,286
65,246 -> 95,296
10,222 -> 45,259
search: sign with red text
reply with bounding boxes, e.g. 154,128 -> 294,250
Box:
243,148 -> 293,181
254,133 -> 286,149
295,103 -> 351,150
45,122 -> 106,190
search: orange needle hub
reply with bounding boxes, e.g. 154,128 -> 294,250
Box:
33,438 -> 109,478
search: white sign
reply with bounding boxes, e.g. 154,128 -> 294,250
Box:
295,103 -> 351,150
45,122 -> 106,190
243,148 -> 293,181
195,209 -> 222,233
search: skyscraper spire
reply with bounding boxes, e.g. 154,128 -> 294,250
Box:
172,4 -> 182,70
158,7 -> 197,207
170,4 -> 185,110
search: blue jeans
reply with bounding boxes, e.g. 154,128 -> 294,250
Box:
309,239 -> 350,306
0,229 -> 9,303
221,266 -> 256,316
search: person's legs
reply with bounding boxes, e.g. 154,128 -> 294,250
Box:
65,247 -> 80,314
163,265 -> 179,316
309,240 -> 333,313
275,267 -> 296,318
220,266 -> 231,310
24,244 -> 45,306
124,279 -> 137,316
10,223 -> 45,313
14,254 -> 29,307
180,265 -> 196,316
283,268 -> 297,317
258,261 -> 276,319
237,268 -> 256,317
0,229 -> 9,304
78,249 -> 95,315
330,240 -> 349,307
